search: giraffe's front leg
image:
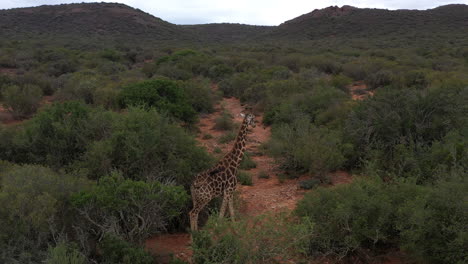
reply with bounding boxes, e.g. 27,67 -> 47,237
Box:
189,208 -> 200,231
228,195 -> 235,221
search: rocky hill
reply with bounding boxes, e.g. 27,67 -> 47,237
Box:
182,23 -> 273,43
268,4 -> 468,41
0,3 -> 467,45
0,3 -> 196,42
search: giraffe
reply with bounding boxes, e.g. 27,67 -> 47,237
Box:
189,112 -> 256,231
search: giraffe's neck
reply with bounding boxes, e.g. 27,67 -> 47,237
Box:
225,118 -> 249,168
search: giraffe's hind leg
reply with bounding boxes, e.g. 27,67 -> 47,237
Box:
219,195 -> 228,219
190,192 -> 211,232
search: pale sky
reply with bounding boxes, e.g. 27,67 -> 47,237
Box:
0,0 -> 466,25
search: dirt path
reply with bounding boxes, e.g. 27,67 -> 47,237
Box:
146,85 -> 353,263
348,81 -> 374,100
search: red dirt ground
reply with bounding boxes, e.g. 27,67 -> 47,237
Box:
0,68 -> 17,76
349,81 -> 374,100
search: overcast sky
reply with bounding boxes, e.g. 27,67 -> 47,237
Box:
1,0 -> 466,25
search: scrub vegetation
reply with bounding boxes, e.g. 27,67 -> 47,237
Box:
0,2 -> 467,263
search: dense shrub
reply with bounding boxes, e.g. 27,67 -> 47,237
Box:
330,74 -> 353,91
298,179 -> 321,190
192,215 -> 309,264
214,110 -> 235,130
118,79 -> 197,124
2,84 -> 42,119
156,64 -> 193,80
98,235 -> 154,264
180,78 -> 215,113
47,58 -> 78,77
296,178 -> 414,259
208,64 -> 234,81
100,49 -> 122,62
366,69 -> 394,89
56,71 -> 102,104
219,72 -> 254,98
268,117 -> 346,179
397,176 -> 468,264
404,70 -> 429,89
10,101 -> 97,167
45,242 -> 86,264
264,85 -> 348,127
239,152 -> 257,170
0,165 -> 90,263
80,107 -> 212,182
16,72 -> 53,95
71,172 -> 189,243
346,86 -> 467,181
237,171 -> 252,186
310,56 -> 343,75
296,175 -> 467,262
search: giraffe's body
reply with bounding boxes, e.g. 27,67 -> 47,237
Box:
190,113 -> 256,231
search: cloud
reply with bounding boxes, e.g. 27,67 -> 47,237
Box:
1,0 -> 466,25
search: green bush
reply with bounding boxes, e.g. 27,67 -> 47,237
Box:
296,174 -> 467,262
56,71 -> 102,104
192,215 -> 309,264
214,110 -> 234,131
202,134 -> 213,140
268,117 -> 346,180
397,176 -> 468,264
71,172 -> 189,243
346,86 -> 467,182
366,70 -> 394,89
118,79 -> 197,124
98,235 -> 154,264
295,178 -> 401,259
237,171 -> 252,186
17,72 -> 54,96
404,70 -> 429,89
45,242 -> 86,264
330,74 -> 353,91
156,64 -> 193,80
239,152 -> 257,170
218,73 -> 254,98
10,101 -> 96,167
180,78 -> 215,113
208,64 -> 234,81
311,56 -> 343,75
258,170 -> 269,179
2,84 -> 42,119
218,130 -> 237,144
80,107 -> 212,182
263,85 -> 348,127
299,179 -> 321,190
0,165 -> 90,263
47,58 -> 78,77
100,49 -> 122,62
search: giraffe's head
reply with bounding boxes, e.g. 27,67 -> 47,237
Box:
240,112 -> 256,128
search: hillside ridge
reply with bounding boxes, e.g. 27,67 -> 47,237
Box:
1,3 -> 467,44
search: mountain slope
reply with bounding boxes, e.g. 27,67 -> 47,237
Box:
0,3 -> 467,46
182,23 -> 273,43
268,4 -> 468,41
0,3 -> 196,42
